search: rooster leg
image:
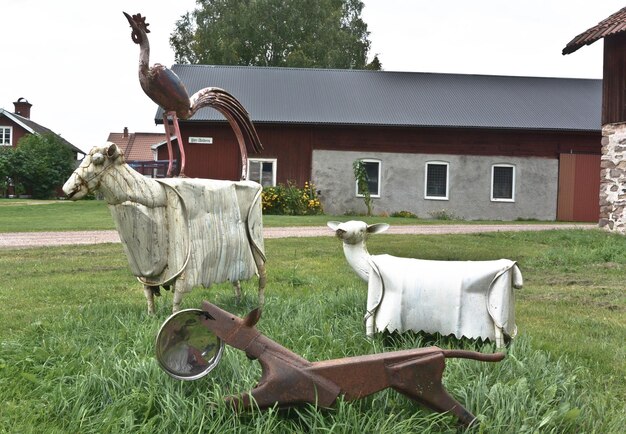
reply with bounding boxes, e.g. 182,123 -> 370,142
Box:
170,113 -> 186,177
162,112 -> 175,177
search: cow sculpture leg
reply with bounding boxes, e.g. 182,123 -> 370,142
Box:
172,289 -> 184,313
233,281 -> 242,302
144,285 -> 156,315
254,255 -> 267,307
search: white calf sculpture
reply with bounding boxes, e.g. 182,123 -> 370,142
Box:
63,143 -> 266,314
328,220 -> 522,347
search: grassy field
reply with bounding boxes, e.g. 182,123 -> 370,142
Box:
0,228 -> 624,433
0,198 -> 581,232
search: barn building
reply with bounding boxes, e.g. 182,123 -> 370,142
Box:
150,65 -> 602,221
564,6 -> 626,231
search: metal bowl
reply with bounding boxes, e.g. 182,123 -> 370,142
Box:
155,308 -> 224,380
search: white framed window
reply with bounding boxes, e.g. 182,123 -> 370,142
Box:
248,158 -> 277,187
355,159 -> 381,198
491,164 -> 515,202
1,126 -> 12,146
425,161 -> 449,200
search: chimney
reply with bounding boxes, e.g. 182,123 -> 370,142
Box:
123,127 -> 129,138
13,97 -> 32,119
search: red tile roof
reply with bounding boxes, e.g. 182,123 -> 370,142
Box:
563,7 -> 626,55
107,131 -> 168,161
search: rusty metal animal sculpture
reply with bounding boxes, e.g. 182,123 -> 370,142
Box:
123,12 -> 262,178
62,143 -> 266,314
193,301 -> 505,427
328,220 -> 523,347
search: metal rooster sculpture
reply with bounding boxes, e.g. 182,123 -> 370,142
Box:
123,12 -> 263,178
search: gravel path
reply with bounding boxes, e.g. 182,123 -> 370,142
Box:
0,223 -> 596,249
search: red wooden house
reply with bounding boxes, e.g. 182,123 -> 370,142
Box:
147,66 -> 601,222
0,98 -> 83,158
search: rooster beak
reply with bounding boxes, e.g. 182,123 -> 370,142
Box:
123,11 -> 133,25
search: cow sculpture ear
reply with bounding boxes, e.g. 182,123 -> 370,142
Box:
106,143 -> 120,159
367,223 -> 389,234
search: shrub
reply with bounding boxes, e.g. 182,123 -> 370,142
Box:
428,208 -> 461,220
391,210 -> 418,218
12,133 -> 75,199
262,181 -> 323,215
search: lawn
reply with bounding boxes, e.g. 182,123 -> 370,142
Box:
0,229 -> 624,433
0,198 -> 578,232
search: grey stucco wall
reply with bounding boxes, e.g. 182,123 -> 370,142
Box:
312,150 -> 558,220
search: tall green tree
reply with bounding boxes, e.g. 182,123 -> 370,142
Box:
12,134 -> 75,199
170,0 -> 381,70
0,146 -> 15,197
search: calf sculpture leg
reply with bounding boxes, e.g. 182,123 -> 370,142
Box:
494,326 -> 504,349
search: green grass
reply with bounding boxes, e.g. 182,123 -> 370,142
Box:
0,199 -> 580,232
0,199 -> 115,232
1,230 -> 624,433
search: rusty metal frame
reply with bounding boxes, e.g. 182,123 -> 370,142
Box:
198,301 -> 504,426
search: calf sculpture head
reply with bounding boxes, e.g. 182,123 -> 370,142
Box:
327,220 -> 389,245
63,143 -> 124,200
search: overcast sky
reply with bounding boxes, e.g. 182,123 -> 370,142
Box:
2,0 -> 625,154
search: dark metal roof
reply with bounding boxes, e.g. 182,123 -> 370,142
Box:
563,7 -> 626,55
156,65 -> 601,132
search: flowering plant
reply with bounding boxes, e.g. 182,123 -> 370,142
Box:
262,181 -> 323,215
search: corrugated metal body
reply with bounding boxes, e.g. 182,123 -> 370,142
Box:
156,65 -> 601,132
563,7 -> 626,54
557,153 -> 600,222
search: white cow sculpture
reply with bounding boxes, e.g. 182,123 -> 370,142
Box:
327,220 -> 522,347
63,143 -> 266,314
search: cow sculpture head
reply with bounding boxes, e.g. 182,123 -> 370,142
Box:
63,142 -> 124,200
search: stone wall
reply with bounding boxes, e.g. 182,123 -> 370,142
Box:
600,122 -> 626,232
600,123 -> 626,233
312,150 -> 558,220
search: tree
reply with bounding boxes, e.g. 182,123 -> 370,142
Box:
170,0 -> 381,70
12,134 -> 76,199
353,159 -> 372,216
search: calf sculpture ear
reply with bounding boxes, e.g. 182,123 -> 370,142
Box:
327,221 -> 341,231
367,223 -> 389,234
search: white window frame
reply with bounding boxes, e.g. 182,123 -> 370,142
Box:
248,158 -> 277,187
424,161 -> 449,200
0,126 -> 12,146
491,164 -> 515,202
355,159 -> 381,198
